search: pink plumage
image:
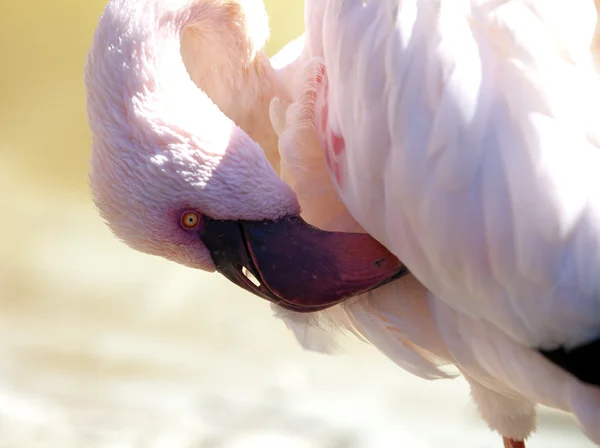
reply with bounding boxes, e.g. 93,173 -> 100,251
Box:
85,0 -> 600,447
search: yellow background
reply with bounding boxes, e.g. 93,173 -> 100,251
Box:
0,0 -> 304,192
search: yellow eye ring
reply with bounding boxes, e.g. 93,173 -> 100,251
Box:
181,212 -> 200,229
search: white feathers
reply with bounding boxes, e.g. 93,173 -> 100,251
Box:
270,302 -> 365,355
316,0 -> 600,349
344,281 -> 455,380
271,0 -> 600,444
269,47 -> 454,381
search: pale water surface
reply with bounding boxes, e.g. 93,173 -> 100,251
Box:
0,1 -> 594,447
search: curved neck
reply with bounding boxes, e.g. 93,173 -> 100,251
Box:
86,0 -> 280,163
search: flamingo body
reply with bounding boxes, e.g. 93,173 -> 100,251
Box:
272,0 -> 600,444
84,0 -> 600,445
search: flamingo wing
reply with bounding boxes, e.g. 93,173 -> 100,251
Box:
306,0 -> 600,382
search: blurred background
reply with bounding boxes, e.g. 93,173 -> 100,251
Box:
0,0 -> 594,447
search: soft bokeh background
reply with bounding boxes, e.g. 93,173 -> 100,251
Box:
0,1 -> 594,447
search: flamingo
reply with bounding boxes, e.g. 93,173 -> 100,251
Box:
280,0 -> 600,446
85,0 -> 409,313
84,0 -> 600,446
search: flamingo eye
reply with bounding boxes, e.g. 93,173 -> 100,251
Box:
181,212 -> 200,229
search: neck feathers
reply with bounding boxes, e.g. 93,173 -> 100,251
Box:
85,0 -> 282,169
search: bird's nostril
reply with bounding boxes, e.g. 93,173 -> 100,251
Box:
241,266 -> 261,287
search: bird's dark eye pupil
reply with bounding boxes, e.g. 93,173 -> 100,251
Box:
181,212 -> 199,229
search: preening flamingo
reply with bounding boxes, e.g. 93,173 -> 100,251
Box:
86,0 -> 407,313
84,0 -> 600,446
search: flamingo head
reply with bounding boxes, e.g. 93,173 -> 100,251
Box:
85,0 -> 407,312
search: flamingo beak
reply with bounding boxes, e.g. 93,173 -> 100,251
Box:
198,215 -> 409,312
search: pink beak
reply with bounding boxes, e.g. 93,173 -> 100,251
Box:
198,215 -> 408,312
